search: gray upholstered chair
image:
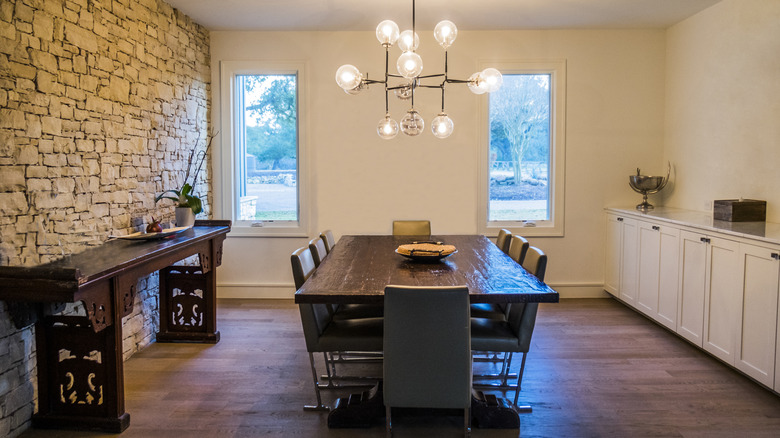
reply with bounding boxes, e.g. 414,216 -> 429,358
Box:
471,246 -> 547,406
383,285 -> 472,436
508,234 -> 530,265
495,228 -> 512,254
391,220 -> 431,236
292,247 -> 384,411
309,236 -> 328,267
320,229 -> 336,254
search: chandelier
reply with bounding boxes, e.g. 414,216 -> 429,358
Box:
335,0 -> 503,139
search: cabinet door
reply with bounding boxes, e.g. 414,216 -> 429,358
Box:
702,236 -> 741,364
604,214 -> 623,296
678,230 -> 707,346
656,225 -> 680,330
736,244 -> 779,387
636,221 -> 661,316
619,217 -> 639,305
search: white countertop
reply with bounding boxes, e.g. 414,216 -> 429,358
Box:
605,206 -> 780,247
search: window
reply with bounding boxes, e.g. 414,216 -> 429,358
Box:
478,61 -> 566,237
219,61 -> 309,236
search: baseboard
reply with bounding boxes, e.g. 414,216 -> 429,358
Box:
217,283 -> 295,299
545,283 -> 609,299
217,282 -> 608,300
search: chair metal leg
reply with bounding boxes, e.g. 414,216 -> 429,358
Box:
464,407 -> 472,437
303,352 -> 330,411
386,406 -> 392,437
513,352 -> 532,412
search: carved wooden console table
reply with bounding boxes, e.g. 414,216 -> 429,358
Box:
0,220 -> 231,433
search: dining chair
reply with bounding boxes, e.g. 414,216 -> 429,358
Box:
391,220 -> 431,236
508,234 -> 530,265
309,236 -> 328,267
495,228 -> 512,254
320,229 -> 336,254
383,285 -> 472,436
292,247 -> 384,411
471,246 -> 547,407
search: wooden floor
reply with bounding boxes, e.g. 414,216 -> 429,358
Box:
20,298 -> 780,438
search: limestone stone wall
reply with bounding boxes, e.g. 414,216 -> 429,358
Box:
0,0 -> 210,435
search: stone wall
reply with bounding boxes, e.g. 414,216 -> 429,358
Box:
0,0 -> 210,436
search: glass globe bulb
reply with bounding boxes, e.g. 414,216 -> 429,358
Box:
481,67 -> 504,93
396,51 -> 423,79
431,113 -> 454,138
433,20 -> 458,49
397,30 -> 420,52
400,110 -> 424,136
375,20 -> 400,47
335,64 -> 362,91
467,72 -> 487,95
377,115 -> 399,140
344,82 -> 364,95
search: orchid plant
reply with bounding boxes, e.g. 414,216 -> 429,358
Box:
155,131 -> 217,215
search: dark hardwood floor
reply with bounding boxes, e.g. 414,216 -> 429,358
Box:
20,298 -> 780,437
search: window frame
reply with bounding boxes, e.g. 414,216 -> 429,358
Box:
477,60 -> 567,237
218,60 -> 310,237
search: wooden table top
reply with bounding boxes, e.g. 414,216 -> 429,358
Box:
294,235 -> 559,304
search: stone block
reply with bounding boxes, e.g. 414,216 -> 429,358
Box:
17,144 -> 37,165
0,193 -> 28,214
0,109 -> 25,129
40,116 -> 62,135
63,22 -> 97,52
0,166 -> 25,191
109,76 -> 130,103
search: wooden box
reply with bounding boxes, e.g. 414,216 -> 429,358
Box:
713,199 -> 766,222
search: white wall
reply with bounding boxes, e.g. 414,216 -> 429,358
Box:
664,0 -> 780,221
211,29 -> 667,299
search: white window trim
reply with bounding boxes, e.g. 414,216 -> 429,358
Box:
218,60 -> 310,237
477,60 -> 567,237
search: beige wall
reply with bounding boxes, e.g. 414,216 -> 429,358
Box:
210,29 -> 667,299
664,0 -> 780,221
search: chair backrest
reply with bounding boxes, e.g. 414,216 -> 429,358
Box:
496,229 -> 512,254
383,285 -> 472,409
320,230 -> 336,254
291,246 -> 316,290
308,237 -> 328,267
522,246 -> 548,282
505,302 -> 539,353
392,220 -> 431,236
508,234 -> 530,265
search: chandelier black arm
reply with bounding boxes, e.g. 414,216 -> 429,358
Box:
445,78 -> 472,84
364,79 -> 387,85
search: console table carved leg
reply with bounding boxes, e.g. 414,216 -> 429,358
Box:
32,280 -> 129,432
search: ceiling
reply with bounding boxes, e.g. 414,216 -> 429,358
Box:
164,0 -> 722,32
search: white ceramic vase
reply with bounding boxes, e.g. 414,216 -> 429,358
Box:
175,207 -> 195,228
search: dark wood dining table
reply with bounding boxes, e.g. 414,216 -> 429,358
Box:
294,234 -> 559,305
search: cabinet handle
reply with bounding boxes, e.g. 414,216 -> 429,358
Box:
772,253 -> 780,260
617,217 -> 624,222
652,225 -> 660,231
700,237 -> 711,244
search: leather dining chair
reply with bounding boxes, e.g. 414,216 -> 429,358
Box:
292,247 -> 384,411
320,230 -> 336,254
495,228 -> 512,254
471,234 -> 528,321
392,220 -> 431,236
471,246 -> 547,406
309,236 -> 328,267
383,285 -> 472,436
508,234 -> 530,265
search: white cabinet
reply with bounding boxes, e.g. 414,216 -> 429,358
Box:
735,243 -> 779,387
701,236 -> 741,364
604,214 -> 622,295
636,221 -> 679,330
619,217 -> 639,306
677,230 -> 741,358
604,214 -> 639,305
605,207 -> 780,391
678,230 -> 708,346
